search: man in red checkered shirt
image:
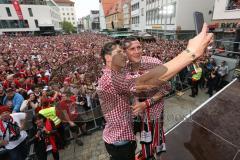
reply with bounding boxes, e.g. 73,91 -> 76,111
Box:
97,24 -> 213,160
123,38 -> 171,159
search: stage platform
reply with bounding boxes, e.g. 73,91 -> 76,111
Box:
165,78 -> 240,160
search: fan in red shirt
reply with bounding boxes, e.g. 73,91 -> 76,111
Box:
56,92 -> 89,146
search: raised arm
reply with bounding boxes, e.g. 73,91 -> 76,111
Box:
135,24 -> 213,91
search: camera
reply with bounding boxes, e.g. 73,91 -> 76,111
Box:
36,128 -> 47,140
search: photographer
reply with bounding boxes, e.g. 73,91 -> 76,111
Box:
28,114 -> 59,160
20,90 -> 39,112
206,65 -> 218,97
0,106 -> 28,160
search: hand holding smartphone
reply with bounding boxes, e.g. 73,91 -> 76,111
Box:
194,11 -> 204,35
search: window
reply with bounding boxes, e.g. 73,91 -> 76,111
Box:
64,17 -> 66,21
141,8 -> 144,16
28,8 -> 33,17
6,7 -> 11,17
67,13 -> 69,15
0,20 -> 29,28
131,16 -> 139,24
131,2 -> 139,11
9,20 -> 19,28
68,17 -> 70,20
72,18 -> 74,20
34,19 -> 38,27
63,13 -> 65,15
1,20 -> 8,28
71,13 -> 74,15
226,0 -> 240,10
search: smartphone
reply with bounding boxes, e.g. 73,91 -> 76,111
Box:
194,12 -> 204,34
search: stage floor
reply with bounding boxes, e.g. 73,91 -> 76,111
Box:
165,79 -> 240,160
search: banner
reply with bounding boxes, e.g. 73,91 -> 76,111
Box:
12,0 -> 24,20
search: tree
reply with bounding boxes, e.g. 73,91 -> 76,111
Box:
60,21 -> 76,34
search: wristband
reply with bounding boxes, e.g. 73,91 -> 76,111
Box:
185,48 -> 196,61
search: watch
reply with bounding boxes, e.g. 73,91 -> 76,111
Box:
185,48 -> 196,61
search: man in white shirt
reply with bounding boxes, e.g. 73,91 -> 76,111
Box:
0,106 -> 28,160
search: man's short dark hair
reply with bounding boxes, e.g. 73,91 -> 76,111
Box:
101,41 -> 120,64
6,87 -> 14,93
121,37 -> 139,50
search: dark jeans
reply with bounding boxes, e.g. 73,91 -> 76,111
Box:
8,139 -> 28,160
191,80 -> 199,96
233,40 -> 239,52
105,141 -> 136,160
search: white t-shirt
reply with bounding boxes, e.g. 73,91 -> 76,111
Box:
0,113 -> 27,150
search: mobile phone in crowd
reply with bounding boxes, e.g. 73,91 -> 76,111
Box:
194,11 -> 204,35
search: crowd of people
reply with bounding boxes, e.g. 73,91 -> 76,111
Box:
188,58 -> 229,98
0,31 -> 217,160
0,33 -> 109,160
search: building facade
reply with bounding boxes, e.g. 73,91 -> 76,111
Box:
99,0 -> 119,31
0,0 -> 62,35
105,0 -> 127,30
211,0 -> 240,30
79,10 -> 100,32
89,10 -> 100,31
129,0 -> 214,39
130,0 -> 146,31
54,0 -> 77,27
77,17 -> 84,32
123,0 -> 131,29
209,0 -> 240,50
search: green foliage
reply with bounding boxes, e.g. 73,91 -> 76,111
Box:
60,21 -> 76,34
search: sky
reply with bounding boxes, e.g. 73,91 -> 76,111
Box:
74,0 -> 100,19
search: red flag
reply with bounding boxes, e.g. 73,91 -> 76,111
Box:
12,0 -> 24,20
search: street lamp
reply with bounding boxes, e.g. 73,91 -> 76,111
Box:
159,4 -> 175,38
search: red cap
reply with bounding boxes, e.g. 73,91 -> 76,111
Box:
0,106 -> 11,115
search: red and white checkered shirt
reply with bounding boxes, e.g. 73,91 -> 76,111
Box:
126,56 -> 171,119
97,68 -> 136,144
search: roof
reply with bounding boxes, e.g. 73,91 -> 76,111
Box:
106,0 -> 128,16
101,0 -> 118,16
53,0 -> 74,5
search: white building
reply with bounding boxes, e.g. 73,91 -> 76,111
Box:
208,0 -> 240,51
77,17 -> 84,33
131,0 -> 146,31
0,0 -> 62,35
89,10 -> 100,31
99,1 -> 106,30
99,0 -> 118,31
79,11 -> 100,32
54,0 -> 77,27
211,0 -> 240,30
82,15 -> 90,31
130,0 -> 215,39
123,0 -> 131,29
